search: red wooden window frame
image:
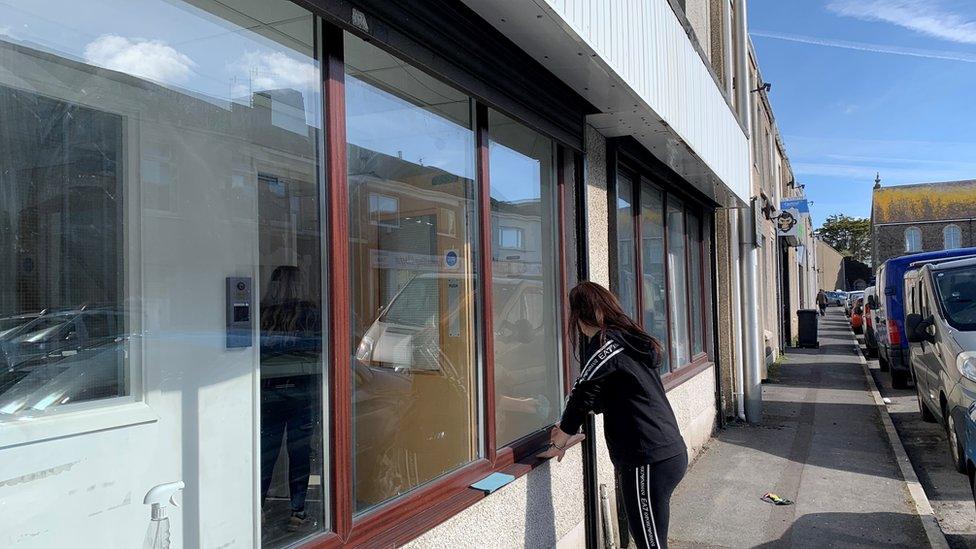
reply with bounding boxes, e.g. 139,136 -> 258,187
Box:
303,21 -> 580,548
614,164 -> 712,385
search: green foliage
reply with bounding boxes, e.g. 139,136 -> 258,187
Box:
815,214 -> 872,264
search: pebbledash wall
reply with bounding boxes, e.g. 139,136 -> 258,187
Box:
0,0 -> 744,548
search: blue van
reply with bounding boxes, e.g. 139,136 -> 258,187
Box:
876,247 -> 976,388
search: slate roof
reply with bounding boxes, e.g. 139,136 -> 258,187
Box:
871,179 -> 976,224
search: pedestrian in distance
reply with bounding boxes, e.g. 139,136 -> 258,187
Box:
816,289 -> 828,317
539,281 -> 687,549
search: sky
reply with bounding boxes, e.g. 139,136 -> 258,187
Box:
749,0 -> 976,228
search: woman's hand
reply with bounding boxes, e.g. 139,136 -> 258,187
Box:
536,426 -> 585,462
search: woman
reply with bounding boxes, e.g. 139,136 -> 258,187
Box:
260,265 -> 321,532
540,282 -> 687,549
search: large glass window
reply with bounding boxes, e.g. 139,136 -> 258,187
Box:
640,182 -> 669,372
346,34 -> 480,511
488,109 -> 562,447
1,1 -> 327,545
616,174 -> 637,317
667,198 -> 691,369
613,169 -> 711,374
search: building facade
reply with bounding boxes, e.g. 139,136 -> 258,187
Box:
872,179 -> 976,267
815,239 -> 846,293
0,1 -> 764,548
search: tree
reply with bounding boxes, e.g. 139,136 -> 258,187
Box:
815,214 -> 871,264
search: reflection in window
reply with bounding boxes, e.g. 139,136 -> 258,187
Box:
905,227 -> 922,252
488,109 -> 561,447
640,183 -> 669,372
616,174 -> 637,317
345,33 -> 479,512
688,211 -> 704,356
0,85 -> 125,416
944,224 -> 961,250
667,198 -> 690,369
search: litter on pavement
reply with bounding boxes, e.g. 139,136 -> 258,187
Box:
761,492 -> 794,506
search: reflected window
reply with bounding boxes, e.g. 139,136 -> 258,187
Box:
640,183 -> 669,372
488,109 -> 562,447
0,86 -> 125,416
345,33 -> 480,512
688,211 -> 705,356
616,173 -> 637,317
667,198 -> 690,369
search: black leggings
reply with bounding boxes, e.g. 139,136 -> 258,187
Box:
618,451 -> 688,549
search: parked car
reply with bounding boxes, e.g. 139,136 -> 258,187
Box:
905,256 -> 976,473
845,291 -> 864,317
826,291 -> 846,307
876,247 -> 976,389
863,286 -> 880,359
850,297 -> 864,334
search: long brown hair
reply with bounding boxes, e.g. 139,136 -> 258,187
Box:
569,281 -> 662,362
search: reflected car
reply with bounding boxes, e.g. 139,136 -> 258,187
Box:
905,257 -> 976,474
0,307 -> 124,372
826,291 -> 846,307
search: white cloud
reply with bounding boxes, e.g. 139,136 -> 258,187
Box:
827,0 -> 976,45
750,30 -> 976,63
83,34 -> 196,84
229,51 -> 317,97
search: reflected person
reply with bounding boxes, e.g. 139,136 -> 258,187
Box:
260,266 -> 321,531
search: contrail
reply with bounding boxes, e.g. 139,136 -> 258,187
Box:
751,30 -> 976,63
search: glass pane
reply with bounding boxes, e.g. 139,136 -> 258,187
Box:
616,174 -> 637,317
561,151 -> 582,380
667,198 -> 690,369
0,1 -> 327,544
688,210 -> 704,356
346,34 -> 479,512
489,109 -> 562,447
640,183 -> 670,371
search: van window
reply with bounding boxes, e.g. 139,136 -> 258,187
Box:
934,266 -> 976,331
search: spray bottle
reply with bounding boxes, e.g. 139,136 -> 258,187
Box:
143,481 -> 184,549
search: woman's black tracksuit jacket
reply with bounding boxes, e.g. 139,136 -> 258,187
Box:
560,330 -> 688,549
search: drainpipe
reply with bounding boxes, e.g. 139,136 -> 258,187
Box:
740,202 -> 763,424
728,206 -> 746,420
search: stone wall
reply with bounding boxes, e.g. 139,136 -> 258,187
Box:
874,220 -> 976,266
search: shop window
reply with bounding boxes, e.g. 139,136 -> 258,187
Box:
944,224 -> 961,250
639,182 -> 669,372
905,227 -> 922,252
488,109 -> 562,447
345,33 -> 480,512
616,173 -> 638,317
613,167 -> 711,374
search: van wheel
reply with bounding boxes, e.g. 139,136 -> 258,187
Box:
879,354 -> 890,372
891,369 -> 910,389
947,412 -> 967,474
917,386 -> 937,423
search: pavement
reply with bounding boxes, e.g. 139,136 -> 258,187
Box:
667,308 -> 932,548
861,333 -> 976,548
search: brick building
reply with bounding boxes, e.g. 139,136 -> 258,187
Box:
871,179 -> 976,267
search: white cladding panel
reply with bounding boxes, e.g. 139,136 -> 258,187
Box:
464,0 -> 750,203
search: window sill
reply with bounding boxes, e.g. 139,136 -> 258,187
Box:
0,400 -> 158,450
662,359 -> 713,392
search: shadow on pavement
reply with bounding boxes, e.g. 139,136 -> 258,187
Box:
753,511 -> 930,548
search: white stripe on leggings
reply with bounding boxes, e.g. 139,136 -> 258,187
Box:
635,467 -> 651,549
645,464 -> 661,548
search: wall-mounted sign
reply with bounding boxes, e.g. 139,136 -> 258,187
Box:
777,196 -> 809,247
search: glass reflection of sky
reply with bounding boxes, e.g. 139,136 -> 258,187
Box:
345,75 -> 475,181
0,0 -> 320,126
489,142 -> 542,205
